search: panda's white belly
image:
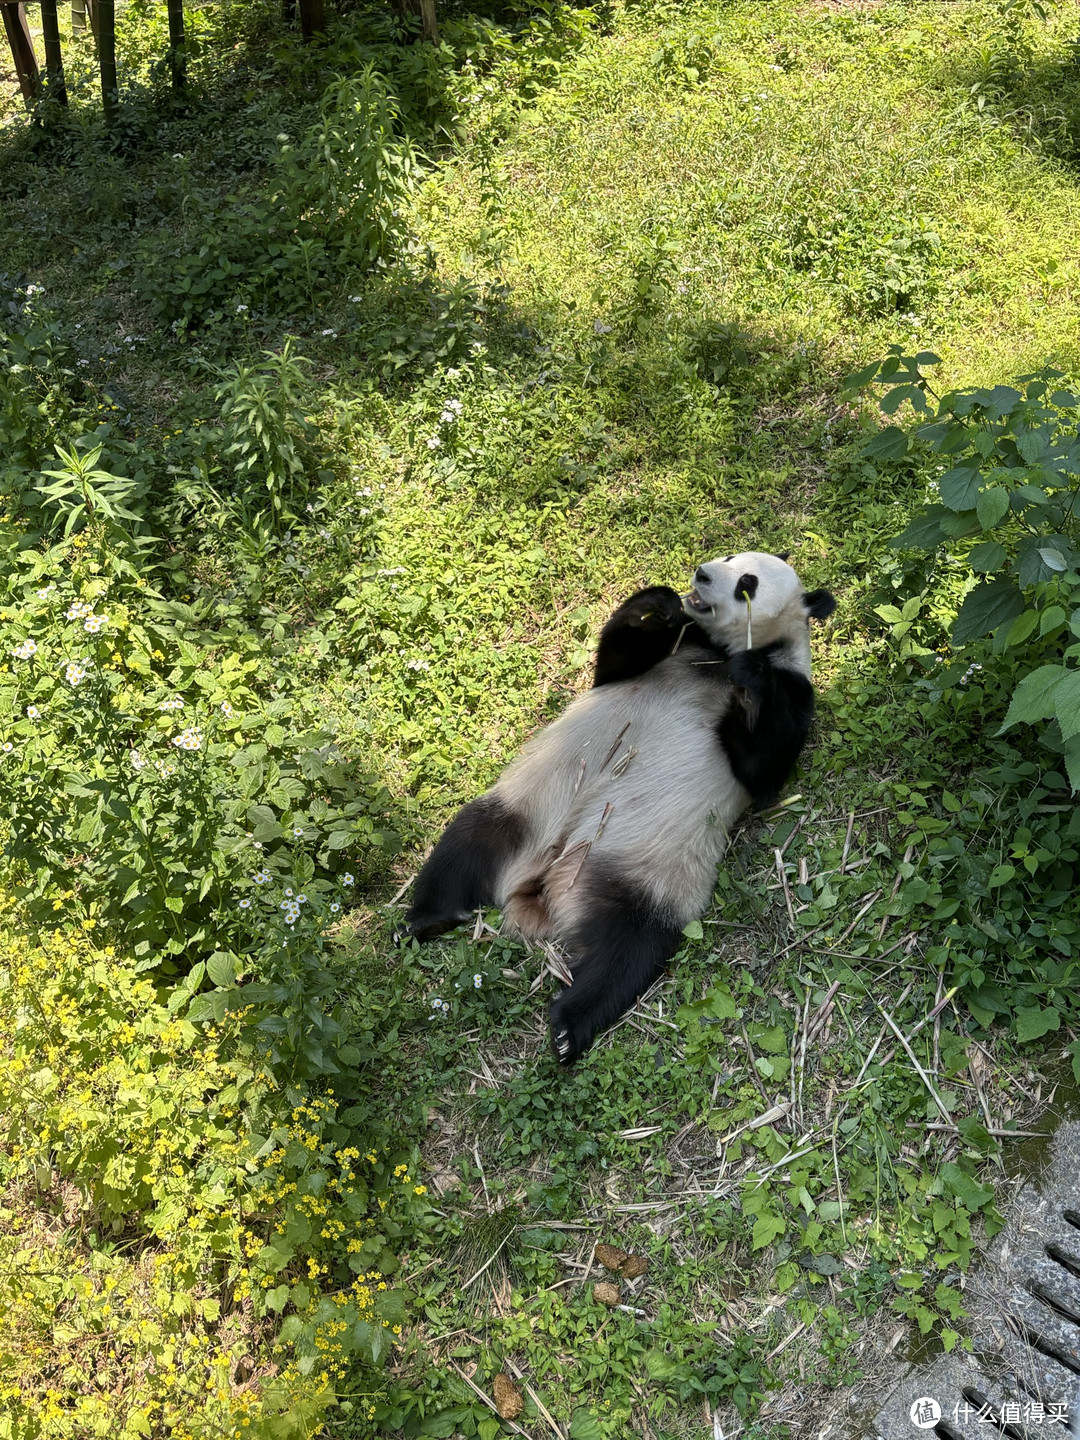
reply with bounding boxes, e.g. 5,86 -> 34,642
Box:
493,653 -> 749,927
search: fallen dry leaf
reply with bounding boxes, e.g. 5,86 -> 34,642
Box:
593,1281 -> 621,1306
595,1243 -> 629,1271
492,1373 -> 523,1420
620,1253 -> 648,1280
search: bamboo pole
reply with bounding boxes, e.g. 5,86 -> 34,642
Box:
40,0 -> 68,104
1,3 -> 39,104
96,0 -> 116,124
417,0 -> 437,43
297,0 -> 324,39
166,0 -> 185,88
71,0 -> 85,31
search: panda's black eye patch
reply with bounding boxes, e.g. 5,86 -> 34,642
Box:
734,573 -> 758,601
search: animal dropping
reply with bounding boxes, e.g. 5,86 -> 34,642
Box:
403,552 -> 835,1063
595,1243 -> 629,1271
593,1282 -> 621,1306
620,1253 -> 648,1280
491,1373 -> 523,1420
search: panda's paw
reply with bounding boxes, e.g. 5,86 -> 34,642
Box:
549,992 -> 595,1066
728,647 -> 771,692
618,586 -> 685,631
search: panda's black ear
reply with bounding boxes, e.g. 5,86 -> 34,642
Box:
802,588 -> 836,620
775,551 -> 791,562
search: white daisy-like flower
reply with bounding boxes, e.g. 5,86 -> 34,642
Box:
329,902 -> 340,914
26,706 -> 40,721
131,749 -> 146,770
1,742 -> 13,753
64,661 -> 88,686
66,600 -> 92,620
83,614 -> 108,634
426,435 -> 442,450
292,827 -> 303,837
297,894 -> 307,904
284,887 -> 294,898
253,871 -> 271,885
280,900 -> 292,911
473,973 -> 483,988
220,701 -> 234,718
341,872 -> 354,886
440,999 -> 450,1012
430,996 -> 442,1009
36,586 -> 55,599
171,729 -> 202,751
239,898 -> 252,910
159,697 -> 184,712
13,639 -> 37,660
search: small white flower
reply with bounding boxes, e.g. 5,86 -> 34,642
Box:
36,586 -> 55,599
171,729 -> 202,751
236,304 -> 249,313
284,888 -> 294,898
293,827 -> 303,838
131,749 -> 146,770
13,639 -> 37,660
321,328 -> 337,337
329,901 -> 340,914
25,284 -> 43,296
348,295 -> 362,303
159,697 -> 184,712
253,871 -> 271,885
66,601 -> 92,620
83,614 -> 108,634
473,973 -> 482,988
430,996 -> 442,1009
440,999 -> 450,1012
239,898 -> 252,910
220,701 -> 234,717
1,742 -> 13,754
26,706 -> 40,720
64,661 -> 88,686
341,872 -> 354,886
253,841 -> 263,850
426,435 -> 442,450
297,893 -> 308,904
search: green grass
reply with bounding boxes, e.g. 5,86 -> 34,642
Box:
3,0 -> 1080,1435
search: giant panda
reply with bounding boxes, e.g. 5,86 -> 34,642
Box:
403,552 -> 836,1064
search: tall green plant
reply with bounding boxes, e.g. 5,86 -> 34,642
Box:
847,350 -> 1080,790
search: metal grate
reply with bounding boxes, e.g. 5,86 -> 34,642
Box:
873,1120 -> 1080,1440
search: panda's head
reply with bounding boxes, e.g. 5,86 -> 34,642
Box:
683,551 -> 836,657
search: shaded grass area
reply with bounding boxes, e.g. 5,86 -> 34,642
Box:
3,0 -> 1080,1435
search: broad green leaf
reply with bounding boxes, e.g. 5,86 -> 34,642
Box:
951,579 -> 1024,645
569,1412 -> 605,1440
997,664 -> 1066,733
207,952 -> 239,987
1055,669 -> 1080,741
1064,737 -> 1080,795
1039,546 -> 1068,571
976,486 -> 1009,529
988,863 -> 1015,887
1004,609 -> 1039,648
940,1163 -> 994,1211
939,467 -> 980,512
1015,1006 -> 1061,1042
682,918 -> 703,940
1040,605 -> 1067,636
863,425 -> 910,462
752,1213 -> 786,1250
968,541 -> 1006,573
891,506 -> 948,551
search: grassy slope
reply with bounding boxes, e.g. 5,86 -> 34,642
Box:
4,0 -> 1080,1435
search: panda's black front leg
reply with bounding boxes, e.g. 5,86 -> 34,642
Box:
593,586 -> 695,688
721,646 -> 815,808
548,867 -> 684,1063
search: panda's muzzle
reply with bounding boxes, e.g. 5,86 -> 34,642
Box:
683,588 -> 712,614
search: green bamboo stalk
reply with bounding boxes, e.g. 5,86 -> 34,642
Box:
40,0 -> 68,105
298,0 -> 324,40
1,3 -> 39,105
71,0 -> 85,32
96,0 -> 116,125
166,0 -> 185,89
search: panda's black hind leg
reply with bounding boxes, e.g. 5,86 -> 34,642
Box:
549,867 -> 683,1064
404,795 -> 525,941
